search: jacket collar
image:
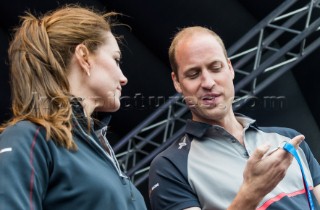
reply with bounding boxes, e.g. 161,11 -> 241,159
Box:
70,97 -> 112,131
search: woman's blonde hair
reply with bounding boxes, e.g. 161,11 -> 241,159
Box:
1,5 -> 119,150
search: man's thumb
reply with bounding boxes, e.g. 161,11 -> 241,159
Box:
290,135 -> 305,149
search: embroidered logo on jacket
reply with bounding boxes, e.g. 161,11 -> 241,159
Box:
178,136 -> 187,149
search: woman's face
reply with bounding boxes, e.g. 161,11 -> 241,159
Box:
83,31 -> 128,113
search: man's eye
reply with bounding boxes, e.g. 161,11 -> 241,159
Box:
208,65 -> 221,72
186,72 -> 199,79
210,62 -> 223,71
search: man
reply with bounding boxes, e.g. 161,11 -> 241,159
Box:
148,26 -> 320,210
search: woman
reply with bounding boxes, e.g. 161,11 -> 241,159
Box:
0,5 -> 147,210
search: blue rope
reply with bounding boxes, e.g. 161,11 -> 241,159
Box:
282,142 -> 314,210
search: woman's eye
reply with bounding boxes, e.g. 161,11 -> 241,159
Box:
115,58 -> 121,66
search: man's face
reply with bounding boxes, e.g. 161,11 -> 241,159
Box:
172,32 -> 235,124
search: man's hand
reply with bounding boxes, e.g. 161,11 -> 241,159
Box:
244,135 -> 304,198
229,135 -> 305,210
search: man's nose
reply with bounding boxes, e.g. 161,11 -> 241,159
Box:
201,70 -> 215,89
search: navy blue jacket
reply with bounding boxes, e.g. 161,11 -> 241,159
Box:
0,101 -> 147,210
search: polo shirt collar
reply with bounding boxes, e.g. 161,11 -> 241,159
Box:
184,113 -> 257,139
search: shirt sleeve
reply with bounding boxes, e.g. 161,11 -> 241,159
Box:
0,122 -> 51,210
148,152 -> 200,210
300,140 -> 320,186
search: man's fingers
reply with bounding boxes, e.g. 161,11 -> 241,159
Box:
250,135 -> 304,161
251,144 -> 271,161
290,135 -> 305,149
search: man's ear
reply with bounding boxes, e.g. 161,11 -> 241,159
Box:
171,72 -> 182,93
227,58 -> 235,80
75,44 -> 91,76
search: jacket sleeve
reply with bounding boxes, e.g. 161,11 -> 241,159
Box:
0,121 -> 51,210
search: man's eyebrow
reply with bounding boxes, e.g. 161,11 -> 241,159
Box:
182,60 -> 225,75
209,60 -> 223,65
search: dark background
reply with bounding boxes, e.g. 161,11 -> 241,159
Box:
1,0 -> 319,208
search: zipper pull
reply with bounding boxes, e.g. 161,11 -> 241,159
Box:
127,177 -> 136,201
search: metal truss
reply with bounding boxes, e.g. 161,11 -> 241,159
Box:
113,0 -> 320,186
231,0 -> 320,109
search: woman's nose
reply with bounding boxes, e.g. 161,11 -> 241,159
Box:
120,72 -> 128,86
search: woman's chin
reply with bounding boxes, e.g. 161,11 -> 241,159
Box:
95,104 -> 121,113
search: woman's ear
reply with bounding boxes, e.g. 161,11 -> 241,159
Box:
75,44 -> 91,76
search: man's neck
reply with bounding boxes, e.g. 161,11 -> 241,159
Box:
226,117 -> 244,144
211,113 -> 245,144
